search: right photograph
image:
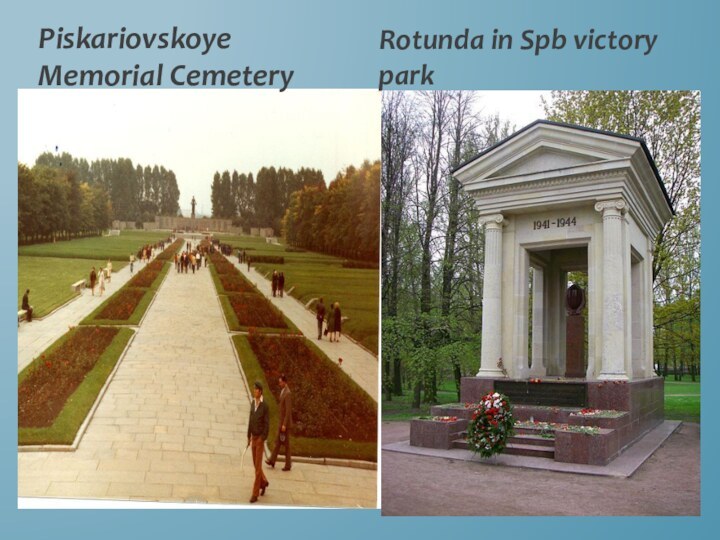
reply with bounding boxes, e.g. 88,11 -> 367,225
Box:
380,90 -> 700,516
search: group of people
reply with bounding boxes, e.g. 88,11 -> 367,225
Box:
88,259 -> 114,296
174,249 -> 205,274
314,297 -> 342,342
271,270 -> 285,297
247,375 -> 293,503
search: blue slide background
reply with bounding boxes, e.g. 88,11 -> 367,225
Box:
2,0 -> 714,537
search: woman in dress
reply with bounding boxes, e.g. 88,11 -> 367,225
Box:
98,268 -> 106,296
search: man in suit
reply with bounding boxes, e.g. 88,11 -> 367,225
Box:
247,381 -> 270,503
21,289 -> 33,322
266,374 -> 292,471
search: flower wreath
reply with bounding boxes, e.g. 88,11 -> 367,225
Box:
466,392 -> 514,458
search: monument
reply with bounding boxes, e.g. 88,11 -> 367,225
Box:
410,120 -> 674,465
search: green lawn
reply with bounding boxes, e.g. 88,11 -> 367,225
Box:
664,379 -> 700,424
382,381 -> 460,421
18,256 -> 120,318
18,231 -> 170,317
19,230 -> 171,261
217,234 -> 379,354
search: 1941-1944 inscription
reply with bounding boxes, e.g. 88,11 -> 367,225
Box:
533,216 -> 577,230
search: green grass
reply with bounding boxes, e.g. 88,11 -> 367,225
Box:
18,256 -> 118,318
19,230 -> 171,261
233,335 -> 376,461
18,327 -> 135,445
664,379 -> 700,423
382,381 -> 460,421
18,231 -> 171,317
217,233 -> 378,354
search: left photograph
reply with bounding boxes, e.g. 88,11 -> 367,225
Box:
17,89 -> 379,508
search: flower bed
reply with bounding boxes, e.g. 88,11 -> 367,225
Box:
81,286 -> 154,326
210,253 -> 237,275
96,288 -> 147,320
155,238 -> 183,260
235,334 -> 377,461
19,326 -> 134,445
224,293 -> 290,330
127,259 -> 166,288
219,272 -> 256,293
19,327 -> 120,428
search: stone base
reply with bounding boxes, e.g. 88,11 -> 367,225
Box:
409,418 -> 468,450
452,376 -> 665,465
554,428 -> 619,465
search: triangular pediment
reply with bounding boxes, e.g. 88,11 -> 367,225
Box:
486,146 -> 603,180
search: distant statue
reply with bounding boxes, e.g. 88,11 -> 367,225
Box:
191,196 -> 196,219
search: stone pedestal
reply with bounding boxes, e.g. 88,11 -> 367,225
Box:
565,314 -> 585,378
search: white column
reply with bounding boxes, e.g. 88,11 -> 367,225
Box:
478,214 -> 506,377
595,200 -> 629,380
529,266 -> 546,377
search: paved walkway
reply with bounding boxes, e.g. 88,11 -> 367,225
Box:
18,261 -> 143,372
18,255 -> 376,507
232,257 -> 378,401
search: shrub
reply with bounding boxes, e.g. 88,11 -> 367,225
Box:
342,260 -> 379,269
249,255 -> 284,265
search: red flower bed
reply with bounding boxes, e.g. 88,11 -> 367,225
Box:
128,260 -> 165,288
96,288 -> 147,320
213,257 -> 237,275
155,238 -> 184,260
247,334 -> 376,442
228,293 -> 288,329
219,273 -> 255,293
19,327 -> 120,427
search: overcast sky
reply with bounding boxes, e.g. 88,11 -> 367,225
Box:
17,90 -> 549,216
18,89 -> 381,216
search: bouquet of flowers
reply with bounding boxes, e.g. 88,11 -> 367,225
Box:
466,392 -> 514,458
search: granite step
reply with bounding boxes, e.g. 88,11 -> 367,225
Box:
452,437 -> 555,459
508,433 -> 555,448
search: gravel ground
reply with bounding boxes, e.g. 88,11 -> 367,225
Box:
381,421 -> 700,516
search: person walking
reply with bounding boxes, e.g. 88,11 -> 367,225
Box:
278,272 -> 285,298
271,270 -> 278,297
98,268 -> 106,296
106,259 -> 113,282
316,297 -> 326,340
89,267 -> 97,296
333,302 -> 342,342
327,301 -> 336,342
21,289 -> 33,322
129,253 -> 135,274
266,374 -> 292,471
247,381 -> 270,503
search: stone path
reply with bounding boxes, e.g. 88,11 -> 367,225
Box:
18,253 -> 376,507
17,262 -> 140,372
232,257 -> 378,401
